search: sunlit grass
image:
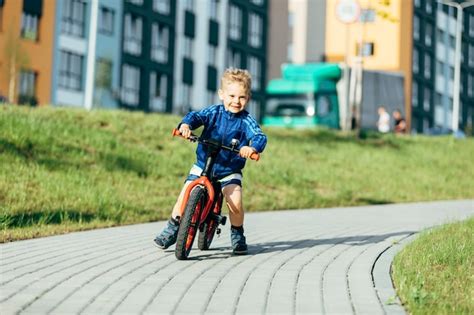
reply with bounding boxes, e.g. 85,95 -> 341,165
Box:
392,217 -> 474,314
1,105 -> 473,241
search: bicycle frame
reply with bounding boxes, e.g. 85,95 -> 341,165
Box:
172,128 -> 259,258
179,177 -> 215,225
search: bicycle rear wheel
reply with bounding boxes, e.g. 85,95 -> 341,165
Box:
198,195 -> 222,250
175,186 -> 206,260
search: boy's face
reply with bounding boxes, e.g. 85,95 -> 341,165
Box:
218,82 -> 250,114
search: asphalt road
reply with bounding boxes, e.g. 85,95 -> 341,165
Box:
1,200 -> 472,314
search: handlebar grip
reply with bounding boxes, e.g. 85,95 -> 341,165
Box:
172,128 -> 181,137
250,152 -> 260,161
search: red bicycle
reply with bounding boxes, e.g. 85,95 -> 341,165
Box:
172,128 -> 259,260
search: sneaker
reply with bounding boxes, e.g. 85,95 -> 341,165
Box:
154,219 -> 179,249
231,226 -> 248,255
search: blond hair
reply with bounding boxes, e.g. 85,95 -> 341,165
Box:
220,68 -> 252,96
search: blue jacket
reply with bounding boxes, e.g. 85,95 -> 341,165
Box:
181,104 -> 267,178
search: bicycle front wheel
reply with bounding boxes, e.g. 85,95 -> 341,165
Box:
175,186 -> 206,260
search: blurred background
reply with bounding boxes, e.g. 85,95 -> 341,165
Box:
0,0 -> 473,135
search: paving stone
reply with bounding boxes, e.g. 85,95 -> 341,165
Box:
0,200 -> 472,314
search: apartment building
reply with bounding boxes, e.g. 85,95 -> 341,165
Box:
1,0 -> 269,120
0,0 -> 56,105
429,2 -> 474,134
173,0 -> 226,114
120,0 -> 175,112
226,0 -> 268,119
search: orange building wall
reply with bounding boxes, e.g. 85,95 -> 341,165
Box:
0,0 -> 55,105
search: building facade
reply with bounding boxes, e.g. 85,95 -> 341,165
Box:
0,0 -> 56,105
120,0 -> 176,112
51,0 -> 124,109
1,0 -> 269,121
226,0 -> 268,119
429,2 -> 474,134
325,0 -> 414,130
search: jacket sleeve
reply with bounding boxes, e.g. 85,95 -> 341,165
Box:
244,116 -> 267,153
181,105 -> 218,130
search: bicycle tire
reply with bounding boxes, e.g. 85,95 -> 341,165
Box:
198,196 -> 222,250
175,186 -> 206,260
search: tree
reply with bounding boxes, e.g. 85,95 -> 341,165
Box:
3,22 -> 30,104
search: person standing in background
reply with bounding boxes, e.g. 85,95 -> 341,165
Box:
377,106 -> 390,133
392,109 -> 407,134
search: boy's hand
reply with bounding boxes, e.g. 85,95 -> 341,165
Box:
179,124 -> 192,138
239,146 -> 257,159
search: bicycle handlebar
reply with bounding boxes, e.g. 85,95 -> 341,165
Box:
172,128 -> 260,161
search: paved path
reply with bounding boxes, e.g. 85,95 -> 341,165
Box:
1,200 -> 472,315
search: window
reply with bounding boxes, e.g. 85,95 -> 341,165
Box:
153,0 -> 170,15
0,2 -> 3,32
150,71 -> 167,112
412,82 -> 418,107
19,70 -> 36,97
126,0 -> 143,5
436,60 -> 443,77
21,13 -> 39,41
208,45 -> 217,65
413,48 -> 419,74
470,14 -> 474,37
423,87 -> 431,111
316,95 -> 331,117
180,83 -> 192,111
183,37 -> 193,59
449,35 -> 455,47
248,56 -> 261,91
229,5 -> 242,40
413,15 -> 420,41
424,54 -> 431,79
356,42 -> 375,57
425,23 -> 432,47
151,23 -> 169,63
435,92 -> 442,107
468,74 -> 473,97
423,118 -> 430,133
98,7 -> 114,35
121,64 -> 140,106
360,9 -> 376,23
207,90 -> 217,105
209,0 -> 219,20
62,0 -> 86,37
227,48 -> 241,68
250,0 -> 264,5
469,44 -> 474,67
414,0 -> 421,8
123,14 -> 142,56
183,0 -> 194,11
426,0 -> 432,14
59,51 -> 83,91
248,13 -> 263,48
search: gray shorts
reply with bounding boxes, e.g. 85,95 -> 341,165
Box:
185,164 -> 242,187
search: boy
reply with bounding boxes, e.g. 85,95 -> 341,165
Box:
154,68 -> 267,255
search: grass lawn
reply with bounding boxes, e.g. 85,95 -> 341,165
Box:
392,217 -> 474,314
1,105 -> 474,241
